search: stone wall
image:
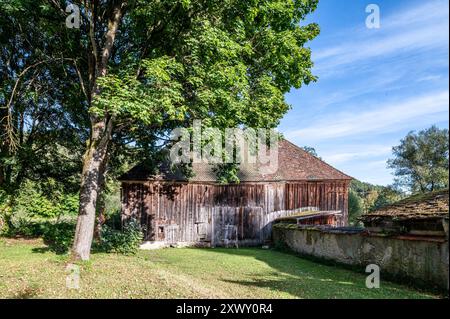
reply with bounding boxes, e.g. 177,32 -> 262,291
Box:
273,224 -> 449,291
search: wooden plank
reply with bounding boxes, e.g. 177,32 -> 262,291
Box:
122,180 -> 350,245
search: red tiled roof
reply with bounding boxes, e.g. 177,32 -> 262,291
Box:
273,139 -> 352,181
120,139 -> 352,182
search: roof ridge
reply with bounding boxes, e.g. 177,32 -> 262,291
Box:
119,139 -> 353,182
282,139 -> 353,180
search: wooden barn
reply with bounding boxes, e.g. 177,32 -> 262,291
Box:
119,139 -> 352,247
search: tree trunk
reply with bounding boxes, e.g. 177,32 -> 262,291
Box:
72,117 -> 113,260
71,2 -> 125,260
94,155 -> 108,241
1,107 -> 8,188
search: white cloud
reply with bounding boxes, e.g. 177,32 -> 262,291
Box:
322,146 -> 392,165
313,0 -> 449,75
416,75 -> 443,83
346,159 -> 394,185
286,91 -> 449,141
305,69 -> 407,109
383,1 -> 449,29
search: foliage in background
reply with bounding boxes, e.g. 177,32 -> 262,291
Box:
0,180 -> 79,236
348,180 -> 403,225
0,180 -> 141,255
0,0 -> 85,235
369,186 -> 405,212
12,181 -> 79,219
388,125 -> 449,193
348,125 -> 449,224
348,189 -> 363,225
100,182 -> 123,230
0,0 -> 86,196
0,177 -> 138,255
0,189 -> 11,235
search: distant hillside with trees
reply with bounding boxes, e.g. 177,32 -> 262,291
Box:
349,125 -> 449,226
348,180 -> 403,225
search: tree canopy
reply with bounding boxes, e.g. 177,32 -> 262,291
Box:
1,0 -> 320,259
388,125 -> 449,193
0,0 -> 87,194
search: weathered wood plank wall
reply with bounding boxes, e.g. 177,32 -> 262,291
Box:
121,181 -> 350,246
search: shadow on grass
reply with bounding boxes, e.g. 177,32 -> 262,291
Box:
31,243 -> 106,256
196,247 -> 436,299
31,239 -> 72,255
31,246 -> 54,254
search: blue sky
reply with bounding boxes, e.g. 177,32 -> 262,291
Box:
279,0 -> 449,186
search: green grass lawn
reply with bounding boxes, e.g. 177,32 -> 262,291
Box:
0,238 -> 441,299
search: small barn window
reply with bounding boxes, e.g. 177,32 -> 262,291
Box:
197,223 -> 207,241
158,226 -> 165,240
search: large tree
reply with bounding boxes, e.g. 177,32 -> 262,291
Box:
2,0 -> 320,260
0,0 -> 86,195
388,125 -> 449,193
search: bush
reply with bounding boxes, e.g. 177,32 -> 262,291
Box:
1,183 -> 79,237
58,194 -> 80,216
103,208 -> 122,230
6,211 -> 48,237
0,191 -> 11,235
2,197 -> 76,253
42,219 -> 76,254
4,213 -> 76,253
101,183 -> 122,230
98,219 -> 143,255
8,181 -> 79,220
0,216 -> 8,235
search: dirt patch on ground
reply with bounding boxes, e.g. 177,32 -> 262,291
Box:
0,237 -> 44,246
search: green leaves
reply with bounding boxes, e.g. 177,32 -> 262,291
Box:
7,180 -> 79,219
105,0 -> 320,131
95,0 -> 320,183
98,219 -> 143,255
93,56 -> 186,125
2,0 -> 321,192
388,125 -> 449,193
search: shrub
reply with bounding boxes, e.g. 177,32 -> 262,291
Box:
103,208 -> 122,230
0,215 -> 8,235
0,214 -> 7,235
6,210 -> 48,237
1,183 -> 79,237
3,201 -> 76,253
10,181 -> 79,220
58,194 -> 80,216
42,219 -> 76,254
0,191 -> 11,235
13,183 -> 59,218
98,219 -> 143,255
101,184 -> 122,230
